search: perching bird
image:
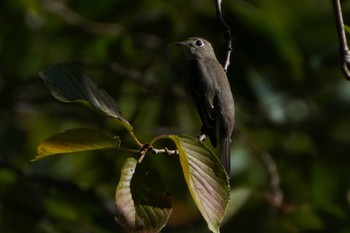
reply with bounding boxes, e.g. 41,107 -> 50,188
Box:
175,37 -> 235,174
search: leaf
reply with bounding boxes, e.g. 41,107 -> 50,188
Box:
34,128 -> 119,160
345,25 -> 350,34
115,158 -> 172,233
115,158 -> 137,233
168,135 -> 230,233
39,62 -> 132,132
286,205 -> 324,230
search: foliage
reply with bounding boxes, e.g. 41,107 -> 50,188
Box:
1,0 -> 350,232
35,62 -> 230,232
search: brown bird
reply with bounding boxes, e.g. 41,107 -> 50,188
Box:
175,37 -> 235,174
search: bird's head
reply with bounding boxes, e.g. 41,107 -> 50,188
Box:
175,37 -> 216,60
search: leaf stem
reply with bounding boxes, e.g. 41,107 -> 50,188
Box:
129,130 -> 143,147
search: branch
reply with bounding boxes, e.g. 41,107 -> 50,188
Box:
84,61 -> 184,100
150,146 -> 179,156
138,144 -> 178,162
214,0 -> 232,73
41,0 -> 161,47
42,0 -> 123,36
332,0 -> 350,81
84,61 -> 156,91
239,131 -> 283,209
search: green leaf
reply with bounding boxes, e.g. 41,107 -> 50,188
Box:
115,158 -> 172,233
168,135 -> 230,233
39,62 -> 132,132
286,205 -> 324,230
345,25 -> 350,34
34,128 -> 119,160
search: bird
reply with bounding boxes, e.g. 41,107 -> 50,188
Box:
175,37 -> 235,174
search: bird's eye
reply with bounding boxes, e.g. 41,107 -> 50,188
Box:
195,39 -> 204,47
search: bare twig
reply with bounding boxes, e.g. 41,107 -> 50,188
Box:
42,0 -> 123,36
214,0 -> 232,73
150,146 -> 179,156
138,144 -> 178,163
239,131 -> 283,208
332,0 -> 350,81
138,145 -> 148,163
41,0 -> 162,47
84,62 -> 184,100
84,62 -> 157,90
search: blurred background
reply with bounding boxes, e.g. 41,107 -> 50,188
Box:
1,0 -> 350,232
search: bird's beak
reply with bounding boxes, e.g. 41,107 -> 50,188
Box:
174,41 -> 186,46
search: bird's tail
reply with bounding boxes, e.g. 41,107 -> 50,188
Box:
220,137 -> 231,174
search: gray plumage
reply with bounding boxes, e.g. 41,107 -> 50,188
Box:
175,37 -> 235,173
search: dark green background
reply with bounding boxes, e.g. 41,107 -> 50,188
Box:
1,0 -> 350,232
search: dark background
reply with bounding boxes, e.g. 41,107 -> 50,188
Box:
1,0 -> 350,232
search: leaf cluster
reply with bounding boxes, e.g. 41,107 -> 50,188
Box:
36,63 -> 231,233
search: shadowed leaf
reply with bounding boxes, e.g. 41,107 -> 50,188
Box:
39,63 -> 132,131
34,128 -> 118,160
115,158 -> 172,233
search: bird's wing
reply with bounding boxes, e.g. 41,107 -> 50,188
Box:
184,59 -> 217,147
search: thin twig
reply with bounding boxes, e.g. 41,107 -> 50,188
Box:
239,131 -> 283,209
138,144 -> 178,163
41,0 -> 162,47
84,61 -> 184,99
150,146 -> 179,156
42,0 -> 123,36
214,0 -> 233,73
332,0 -> 350,80
84,62 -> 156,90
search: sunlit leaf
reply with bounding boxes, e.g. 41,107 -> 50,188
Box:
115,158 -> 172,233
115,158 -> 136,232
34,128 -> 118,160
168,135 -> 230,233
39,62 -> 132,131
